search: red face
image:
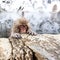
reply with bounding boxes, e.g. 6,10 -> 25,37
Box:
18,25 -> 28,33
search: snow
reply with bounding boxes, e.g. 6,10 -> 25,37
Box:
0,0 -> 60,34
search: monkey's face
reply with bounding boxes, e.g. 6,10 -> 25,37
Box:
18,25 -> 28,33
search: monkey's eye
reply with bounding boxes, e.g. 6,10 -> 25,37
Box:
19,25 -> 28,29
23,25 -> 27,27
20,25 -> 26,27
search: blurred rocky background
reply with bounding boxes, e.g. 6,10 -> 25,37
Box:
0,0 -> 60,37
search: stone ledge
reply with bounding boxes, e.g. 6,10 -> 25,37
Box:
0,34 -> 60,60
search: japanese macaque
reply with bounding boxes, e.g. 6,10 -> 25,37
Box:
51,4 -> 58,21
52,4 -> 57,12
10,17 -> 36,39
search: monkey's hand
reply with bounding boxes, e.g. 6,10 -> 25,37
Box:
10,33 -> 22,39
27,30 -> 37,36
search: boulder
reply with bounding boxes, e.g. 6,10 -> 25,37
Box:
0,34 -> 60,60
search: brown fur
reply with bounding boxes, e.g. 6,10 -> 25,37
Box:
11,18 -> 30,33
52,4 -> 57,12
10,17 -> 36,38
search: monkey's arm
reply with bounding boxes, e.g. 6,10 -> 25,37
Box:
27,23 -> 37,35
10,33 -> 22,39
27,29 -> 37,35
10,24 -> 22,39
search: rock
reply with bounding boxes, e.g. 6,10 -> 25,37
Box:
9,37 -> 34,60
0,38 -> 12,60
23,34 -> 60,60
0,34 -> 60,60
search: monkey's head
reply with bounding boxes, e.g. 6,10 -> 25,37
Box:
52,4 -> 57,12
17,18 -> 29,34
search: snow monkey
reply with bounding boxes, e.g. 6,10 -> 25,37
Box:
10,17 -> 36,39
